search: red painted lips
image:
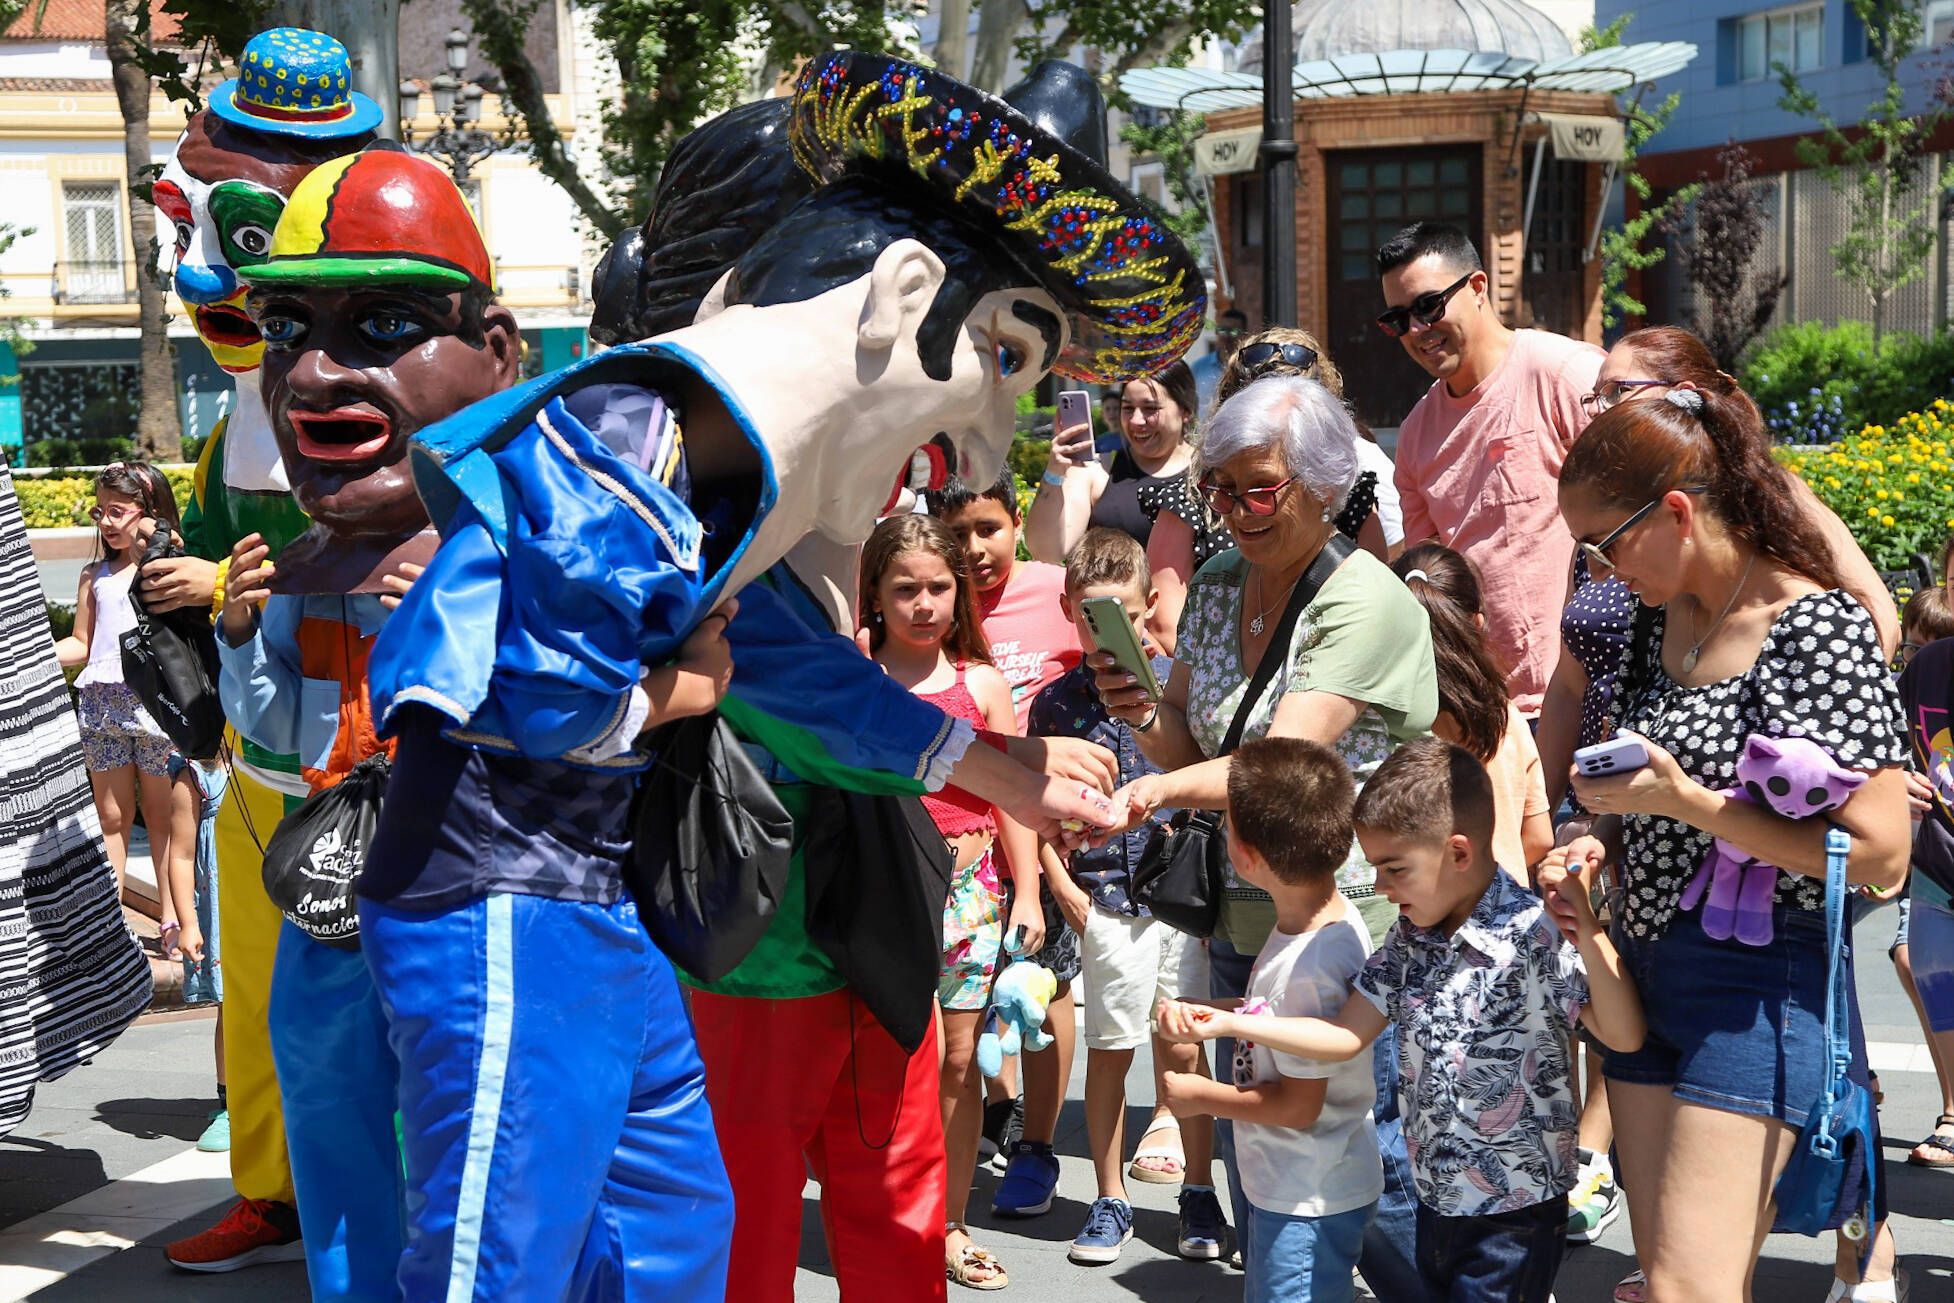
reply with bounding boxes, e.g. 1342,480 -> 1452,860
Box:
288,407 -> 394,462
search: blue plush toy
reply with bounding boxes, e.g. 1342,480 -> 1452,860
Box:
976,961 -> 1057,1079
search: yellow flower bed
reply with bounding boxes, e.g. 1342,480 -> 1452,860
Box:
11,467 -> 198,530
1779,400 -> 1954,572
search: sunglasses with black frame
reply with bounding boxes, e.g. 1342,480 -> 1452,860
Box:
1375,272 -> 1474,339
1236,341 -> 1319,375
1579,485 -> 1708,572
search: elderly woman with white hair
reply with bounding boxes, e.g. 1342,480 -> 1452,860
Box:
1095,374 -> 1436,1291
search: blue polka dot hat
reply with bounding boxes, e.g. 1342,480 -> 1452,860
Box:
210,27 -> 383,140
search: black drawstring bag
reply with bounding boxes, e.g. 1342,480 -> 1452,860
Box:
625,711 -> 794,982
120,520 -> 225,761
261,752 -> 390,951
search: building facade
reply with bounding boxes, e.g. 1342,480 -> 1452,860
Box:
0,0 -> 597,464
1602,0 -> 1954,335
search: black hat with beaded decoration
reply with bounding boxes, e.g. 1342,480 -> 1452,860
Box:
789,53 -> 1206,385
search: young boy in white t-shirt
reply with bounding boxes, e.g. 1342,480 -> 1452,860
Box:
1158,737 -> 1382,1302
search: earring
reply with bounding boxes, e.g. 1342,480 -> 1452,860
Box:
1320,505 -> 1334,523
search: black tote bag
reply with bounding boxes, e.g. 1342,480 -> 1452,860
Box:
625,711 -> 794,982
120,521 -> 226,761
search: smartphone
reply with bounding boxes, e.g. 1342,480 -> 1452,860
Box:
1573,736 -> 1648,778
1055,389 -> 1095,463
1080,595 -> 1161,701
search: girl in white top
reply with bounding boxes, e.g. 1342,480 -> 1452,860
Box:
52,463 -> 183,949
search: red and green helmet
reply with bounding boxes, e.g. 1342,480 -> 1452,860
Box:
236,148 -> 494,293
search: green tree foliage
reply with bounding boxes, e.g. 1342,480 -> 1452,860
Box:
1779,0 -> 1953,350
1117,109 -> 1210,246
1582,13 -> 1696,326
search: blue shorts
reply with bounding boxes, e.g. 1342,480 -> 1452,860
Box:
1604,903 -> 1865,1126
1907,882 -> 1954,1034
1244,1200 -> 1373,1303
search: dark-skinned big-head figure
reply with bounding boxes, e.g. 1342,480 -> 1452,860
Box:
356,54 -> 1203,1303
217,146 -> 519,1299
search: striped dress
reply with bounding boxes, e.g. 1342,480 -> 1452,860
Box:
0,465 -> 150,1134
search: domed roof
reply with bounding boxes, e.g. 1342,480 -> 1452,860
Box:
1240,0 -> 1573,75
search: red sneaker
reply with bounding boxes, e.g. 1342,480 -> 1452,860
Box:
165,1197 -> 304,1273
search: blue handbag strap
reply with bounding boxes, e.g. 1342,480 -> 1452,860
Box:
1820,825 -> 1853,1086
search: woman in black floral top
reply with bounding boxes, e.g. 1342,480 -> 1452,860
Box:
1541,381 -> 1910,1302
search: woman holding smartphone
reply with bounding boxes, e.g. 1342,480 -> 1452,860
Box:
1025,361 -> 1198,561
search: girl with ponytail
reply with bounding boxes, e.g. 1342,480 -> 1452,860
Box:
1393,543 -> 1552,880
1539,349 -> 1914,1301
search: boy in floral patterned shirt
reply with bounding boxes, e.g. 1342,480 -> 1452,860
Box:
1160,737 -> 1643,1301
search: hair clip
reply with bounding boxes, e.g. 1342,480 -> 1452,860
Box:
1664,389 -> 1704,413
1404,568 -> 1430,583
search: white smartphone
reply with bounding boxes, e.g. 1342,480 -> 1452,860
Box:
1055,389 -> 1095,463
1080,595 -> 1161,702
1573,737 -> 1649,778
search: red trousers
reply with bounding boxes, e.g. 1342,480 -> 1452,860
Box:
690,988 -> 947,1303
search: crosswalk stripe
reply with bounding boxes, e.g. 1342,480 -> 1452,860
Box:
0,1147 -> 228,1301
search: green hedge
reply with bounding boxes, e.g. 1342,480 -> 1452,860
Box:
1740,322 -> 1954,441
12,466 -> 197,529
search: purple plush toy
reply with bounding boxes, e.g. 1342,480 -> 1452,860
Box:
1679,735 -> 1865,945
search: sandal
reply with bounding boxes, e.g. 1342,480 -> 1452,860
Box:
1614,1269 -> 1647,1303
1127,1114 -> 1186,1185
945,1222 -> 1008,1291
1906,1112 -> 1954,1170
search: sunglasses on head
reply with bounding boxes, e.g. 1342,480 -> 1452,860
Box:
1198,473 -> 1298,518
1375,272 -> 1474,339
1237,341 -> 1319,375
1579,485 -> 1707,572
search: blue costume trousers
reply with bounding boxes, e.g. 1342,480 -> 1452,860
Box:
267,921 -> 406,1302
359,890 -> 732,1303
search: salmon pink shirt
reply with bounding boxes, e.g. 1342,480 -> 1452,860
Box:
1393,329 -> 1603,716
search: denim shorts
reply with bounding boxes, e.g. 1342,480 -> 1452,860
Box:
1604,902 -> 1864,1126
1907,883 -> 1954,1034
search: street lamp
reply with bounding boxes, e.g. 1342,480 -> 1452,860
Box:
397,28 -> 518,188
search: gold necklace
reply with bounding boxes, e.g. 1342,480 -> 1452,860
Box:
1681,554 -> 1756,673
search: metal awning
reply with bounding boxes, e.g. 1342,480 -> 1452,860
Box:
1119,41 -> 1698,112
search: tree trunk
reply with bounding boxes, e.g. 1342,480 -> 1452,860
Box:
935,0 -> 971,80
969,0 -> 1019,91
106,0 -> 182,461
264,0 -> 402,137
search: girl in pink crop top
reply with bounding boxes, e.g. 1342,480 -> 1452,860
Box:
858,514 -> 1046,1286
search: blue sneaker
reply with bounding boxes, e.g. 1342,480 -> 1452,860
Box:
992,1141 -> 1060,1217
196,1108 -> 230,1153
1177,1185 -> 1227,1260
1069,1196 -> 1134,1264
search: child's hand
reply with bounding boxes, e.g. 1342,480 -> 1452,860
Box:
221,533 -> 274,642
1104,773 -> 1171,836
378,560 -> 425,611
676,600 -> 737,700
177,919 -> 205,965
1156,997 -> 1226,1044
1536,837 -> 1604,944
1051,874 -> 1091,937
1161,1070 -> 1205,1119
1006,891 -> 1046,957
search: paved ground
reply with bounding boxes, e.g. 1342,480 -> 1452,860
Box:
0,906 -> 1949,1300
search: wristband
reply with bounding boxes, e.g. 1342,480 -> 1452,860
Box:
208,555 -> 231,626
1041,469 -> 1066,488
1135,706 -> 1160,732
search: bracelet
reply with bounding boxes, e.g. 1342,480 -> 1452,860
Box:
1041,469 -> 1066,488
1135,706 -> 1160,732
207,556 -> 231,626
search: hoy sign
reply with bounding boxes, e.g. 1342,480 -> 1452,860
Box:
1195,127 -> 1263,176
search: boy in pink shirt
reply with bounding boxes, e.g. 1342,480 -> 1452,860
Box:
1378,223 -> 1602,717
930,469 -> 1083,731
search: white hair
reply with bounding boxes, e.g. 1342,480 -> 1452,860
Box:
1197,374 -> 1360,512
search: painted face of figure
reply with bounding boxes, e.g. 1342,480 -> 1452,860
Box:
250,284 -> 518,535
154,114 -> 351,374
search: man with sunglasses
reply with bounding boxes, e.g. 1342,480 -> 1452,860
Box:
1378,222 -> 1603,718
1191,306 -> 1249,415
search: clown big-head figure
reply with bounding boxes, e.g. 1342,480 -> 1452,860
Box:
152,28 -> 379,550
240,148 -> 519,594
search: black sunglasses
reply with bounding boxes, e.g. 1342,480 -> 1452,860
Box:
1236,341 -> 1319,375
1580,485 -> 1707,571
1375,273 -> 1474,339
